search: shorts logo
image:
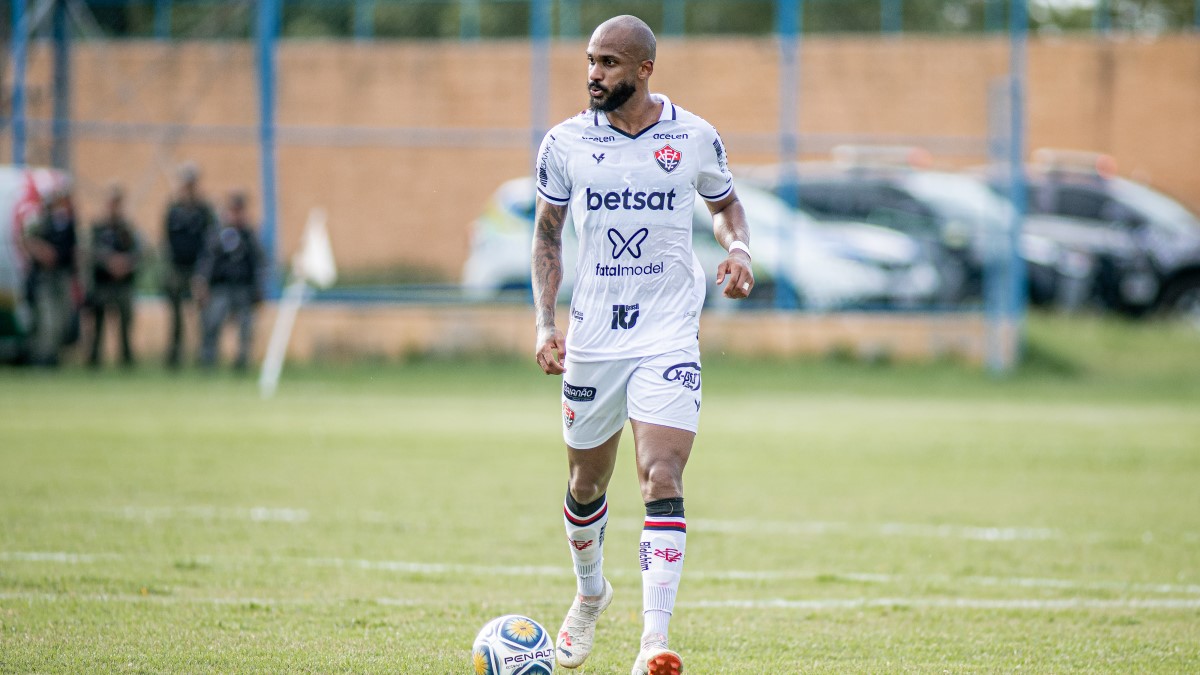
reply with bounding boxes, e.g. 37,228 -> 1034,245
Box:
663,362 -> 701,391
611,304 -> 640,330
563,382 -> 596,402
654,144 -> 682,173
562,402 -> 576,429
608,228 -> 649,259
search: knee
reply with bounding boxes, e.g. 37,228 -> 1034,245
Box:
566,471 -> 606,505
640,460 -> 683,501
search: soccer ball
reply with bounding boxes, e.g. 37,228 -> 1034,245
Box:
470,614 -> 554,675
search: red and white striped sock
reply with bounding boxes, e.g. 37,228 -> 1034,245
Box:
563,492 -> 608,597
639,498 -> 686,640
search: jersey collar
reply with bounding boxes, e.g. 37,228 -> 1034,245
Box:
592,93 -> 677,139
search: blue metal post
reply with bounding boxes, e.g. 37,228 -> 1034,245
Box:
257,0 -> 281,296
154,0 -> 172,39
775,0 -> 801,208
774,0 -> 802,310
881,0 -> 902,33
997,0 -> 1029,373
10,0 -> 28,165
530,0 -> 551,158
559,0 -> 580,37
460,0 -> 481,40
1093,0 -> 1111,33
664,0 -> 686,36
52,0 -> 71,171
354,0 -> 376,40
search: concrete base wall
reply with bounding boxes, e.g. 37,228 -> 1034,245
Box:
98,301 -> 988,367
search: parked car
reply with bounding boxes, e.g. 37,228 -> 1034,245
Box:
741,148 -> 1068,307
981,150 -> 1200,318
0,165 -> 72,363
461,177 -> 940,310
711,186 -> 939,309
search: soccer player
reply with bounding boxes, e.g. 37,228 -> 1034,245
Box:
531,15 -> 754,675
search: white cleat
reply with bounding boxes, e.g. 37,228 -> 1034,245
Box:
631,633 -> 683,675
554,578 -> 614,669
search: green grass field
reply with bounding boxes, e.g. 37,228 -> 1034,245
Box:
2,314 -> 1199,673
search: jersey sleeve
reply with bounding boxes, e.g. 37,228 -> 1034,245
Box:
534,131 -> 570,205
696,124 -> 734,202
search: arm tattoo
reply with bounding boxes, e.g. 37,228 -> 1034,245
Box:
531,201 -> 567,331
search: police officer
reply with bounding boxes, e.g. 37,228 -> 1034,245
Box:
193,191 -> 265,371
162,162 -> 217,368
87,185 -> 141,368
23,186 -> 79,367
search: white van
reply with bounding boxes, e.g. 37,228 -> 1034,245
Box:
0,165 -> 72,362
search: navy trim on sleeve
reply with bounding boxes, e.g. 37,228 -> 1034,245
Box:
537,187 -> 570,205
698,181 -> 733,202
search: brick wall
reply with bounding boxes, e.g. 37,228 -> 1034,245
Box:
8,35 -> 1198,279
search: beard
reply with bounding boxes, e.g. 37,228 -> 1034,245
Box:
588,79 -> 637,113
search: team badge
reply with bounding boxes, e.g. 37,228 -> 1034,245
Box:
562,402 -> 576,429
654,144 -> 682,173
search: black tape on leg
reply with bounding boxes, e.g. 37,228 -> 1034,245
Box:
644,497 -> 684,518
566,488 -> 606,518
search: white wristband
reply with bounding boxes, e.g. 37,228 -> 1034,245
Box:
727,240 -> 751,260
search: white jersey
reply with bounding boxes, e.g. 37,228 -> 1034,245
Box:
536,94 -> 734,362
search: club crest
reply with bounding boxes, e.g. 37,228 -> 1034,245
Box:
562,402 -> 576,429
654,144 -> 682,173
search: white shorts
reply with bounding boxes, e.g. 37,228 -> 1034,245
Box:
561,345 -> 702,450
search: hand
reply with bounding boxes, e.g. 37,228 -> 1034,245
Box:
107,254 -> 133,280
28,241 -> 58,267
191,279 -> 209,307
534,326 -> 566,375
716,251 -> 754,299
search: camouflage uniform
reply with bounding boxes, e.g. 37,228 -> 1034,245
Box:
162,197 -> 216,367
25,206 -> 78,366
88,214 -> 141,367
195,221 -> 265,370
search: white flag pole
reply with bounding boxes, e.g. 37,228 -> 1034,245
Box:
259,277 -> 305,398
258,208 -> 335,399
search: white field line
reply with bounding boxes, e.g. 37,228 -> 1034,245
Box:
677,518 -> 1063,542
684,598 -> 1200,611
0,591 -> 1197,611
107,506 -> 310,523
104,508 -> 1200,547
0,551 -> 121,563
5,550 -> 1200,597
106,506 -> 1067,543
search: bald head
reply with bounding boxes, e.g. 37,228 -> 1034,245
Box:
591,15 -> 656,64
